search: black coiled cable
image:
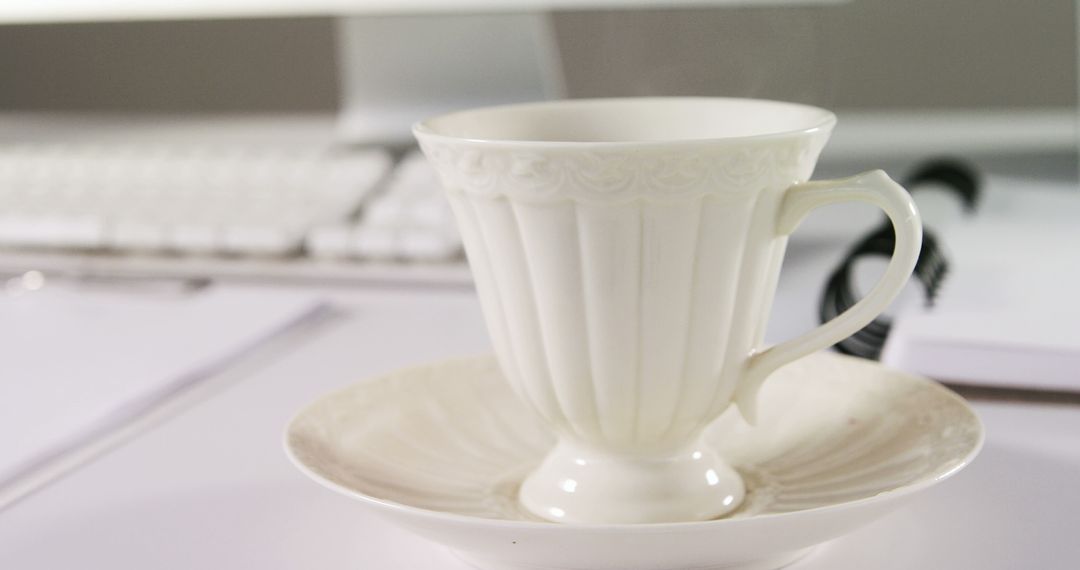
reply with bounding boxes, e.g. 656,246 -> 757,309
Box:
820,159 -> 981,360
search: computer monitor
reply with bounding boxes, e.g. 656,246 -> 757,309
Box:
0,0 -> 847,144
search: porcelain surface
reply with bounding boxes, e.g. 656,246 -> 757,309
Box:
285,352 -> 983,570
414,98 -> 923,523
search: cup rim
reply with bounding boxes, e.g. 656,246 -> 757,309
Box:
412,97 -> 838,149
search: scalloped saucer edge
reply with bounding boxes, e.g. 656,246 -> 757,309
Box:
285,352 -> 983,570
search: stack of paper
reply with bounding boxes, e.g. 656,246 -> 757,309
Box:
882,175 -> 1080,392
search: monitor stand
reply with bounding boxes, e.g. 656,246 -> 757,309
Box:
336,12 -> 565,145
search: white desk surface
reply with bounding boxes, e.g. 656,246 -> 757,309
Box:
2,174 -> 1080,568
0,281 -> 1078,569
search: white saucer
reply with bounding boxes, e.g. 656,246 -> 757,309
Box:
285,352 -> 983,570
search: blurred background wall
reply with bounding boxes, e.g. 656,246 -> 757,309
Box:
0,0 -> 1073,113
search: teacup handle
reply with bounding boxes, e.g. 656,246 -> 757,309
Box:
735,170 -> 922,423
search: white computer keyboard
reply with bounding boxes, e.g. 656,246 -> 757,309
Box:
306,153 -> 461,262
0,143 -> 469,285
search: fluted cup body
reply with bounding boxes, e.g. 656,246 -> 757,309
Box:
415,98 -> 888,524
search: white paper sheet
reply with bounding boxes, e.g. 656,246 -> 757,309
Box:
0,284 -> 323,505
882,175 -> 1080,391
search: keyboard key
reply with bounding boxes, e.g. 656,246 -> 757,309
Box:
222,226 -> 302,257
57,217 -> 106,249
399,228 -> 461,262
365,198 -> 405,226
110,221 -> 166,252
407,198 -> 454,227
352,226 -> 397,260
306,225 -> 353,259
169,225 -> 221,255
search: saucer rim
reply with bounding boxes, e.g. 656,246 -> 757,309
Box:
283,352 -> 985,532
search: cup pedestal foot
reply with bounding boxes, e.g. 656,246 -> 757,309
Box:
518,439 -> 745,524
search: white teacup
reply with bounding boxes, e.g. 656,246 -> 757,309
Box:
415,98 -> 921,524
